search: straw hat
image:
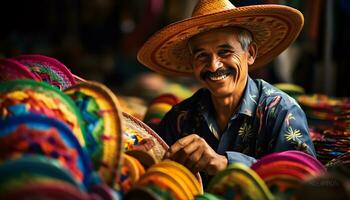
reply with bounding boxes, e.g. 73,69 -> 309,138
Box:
138,0 -> 304,76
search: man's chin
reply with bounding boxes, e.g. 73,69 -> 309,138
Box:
208,87 -> 236,99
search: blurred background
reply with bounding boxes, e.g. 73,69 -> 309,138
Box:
0,0 -> 349,98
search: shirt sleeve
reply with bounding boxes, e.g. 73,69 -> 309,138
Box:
226,151 -> 257,167
269,103 -> 316,157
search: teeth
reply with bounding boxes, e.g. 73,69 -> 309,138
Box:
209,74 -> 228,81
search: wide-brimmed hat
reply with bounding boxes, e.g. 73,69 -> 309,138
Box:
13,54 -> 76,90
64,81 -> 124,186
137,0 -> 304,76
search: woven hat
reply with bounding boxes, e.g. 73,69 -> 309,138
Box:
64,81 -> 124,186
0,155 -> 84,191
13,54 -> 76,90
0,79 -> 87,147
137,0 -> 304,76
0,58 -> 39,81
0,114 -> 92,187
122,112 -> 168,163
0,178 -> 89,200
207,163 -> 274,200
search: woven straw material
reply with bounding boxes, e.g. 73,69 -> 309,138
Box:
138,0 -> 304,76
207,163 -> 274,200
122,112 -> 168,163
0,178 -> 89,200
122,112 -> 204,189
152,160 -> 203,195
0,156 -> 83,191
0,58 -> 39,81
0,115 -> 92,188
135,169 -> 188,200
64,81 -> 124,186
0,80 -> 86,147
14,54 -> 76,90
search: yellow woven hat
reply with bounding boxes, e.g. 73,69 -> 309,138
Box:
138,0 -> 304,76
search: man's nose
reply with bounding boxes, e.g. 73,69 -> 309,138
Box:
207,55 -> 223,71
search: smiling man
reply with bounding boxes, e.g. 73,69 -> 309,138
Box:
137,0 -> 316,184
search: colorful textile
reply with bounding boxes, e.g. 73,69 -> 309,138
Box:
157,76 -> 316,185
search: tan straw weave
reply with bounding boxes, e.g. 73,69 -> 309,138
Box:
138,0 -> 304,76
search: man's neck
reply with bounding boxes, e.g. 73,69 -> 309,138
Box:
211,79 -> 247,132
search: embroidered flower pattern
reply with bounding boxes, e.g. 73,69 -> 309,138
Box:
238,122 -> 253,143
285,126 -> 302,141
265,88 -> 275,96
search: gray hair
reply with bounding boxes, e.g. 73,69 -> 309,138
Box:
234,27 -> 254,51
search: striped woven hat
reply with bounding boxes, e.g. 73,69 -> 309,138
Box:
138,0 -> 304,76
64,81 -> 124,186
13,54 -> 76,90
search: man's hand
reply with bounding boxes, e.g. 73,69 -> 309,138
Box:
163,134 -> 228,175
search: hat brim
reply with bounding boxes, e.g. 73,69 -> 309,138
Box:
0,79 -> 86,147
138,4 -> 303,76
64,81 -> 124,186
0,58 -> 39,81
13,54 -> 76,90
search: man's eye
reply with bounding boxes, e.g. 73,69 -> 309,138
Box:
195,53 -> 208,61
218,50 -> 232,57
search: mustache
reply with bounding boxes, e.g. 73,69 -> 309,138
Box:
200,67 -> 234,80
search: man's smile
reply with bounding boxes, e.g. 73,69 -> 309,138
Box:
200,67 -> 235,82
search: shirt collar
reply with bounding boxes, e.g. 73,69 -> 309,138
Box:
198,76 -> 259,118
236,76 -> 259,117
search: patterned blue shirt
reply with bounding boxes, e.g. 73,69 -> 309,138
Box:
157,76 -> 316,167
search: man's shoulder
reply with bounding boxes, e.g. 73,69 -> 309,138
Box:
254,79 -> 301,110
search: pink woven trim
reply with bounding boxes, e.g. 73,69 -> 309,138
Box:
13,54 -> 76,85
0,58 -> 39,80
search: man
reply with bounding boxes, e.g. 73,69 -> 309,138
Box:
137,0 -> 316,180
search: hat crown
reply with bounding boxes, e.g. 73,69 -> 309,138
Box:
192,0 -> 236,17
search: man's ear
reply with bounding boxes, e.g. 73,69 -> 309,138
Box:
247,42 -> 258,65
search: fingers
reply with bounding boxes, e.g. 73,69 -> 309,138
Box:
172,140 -> 200,164
164,134 -> 198,159
163,134 -> 223,174
186,147 -> 205,173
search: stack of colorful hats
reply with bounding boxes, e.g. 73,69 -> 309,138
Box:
0,81 -> 95,199
201,150 -> 325,200
143,93 -> 180,129
0,54 -> 123,199
0,54 -> 206,199
251,151 -> 325,200
126,160 -> 203,200
121,112 -> 206,199
297,94 -> 350,164
0,156 -> 91,200
117,152 -> 146,195
206,163 -> 274,200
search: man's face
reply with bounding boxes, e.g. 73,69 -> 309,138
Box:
189,27 -> 256,98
